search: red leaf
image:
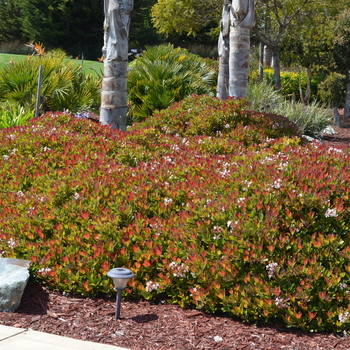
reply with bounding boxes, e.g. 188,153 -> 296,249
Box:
80,211 -> 90,220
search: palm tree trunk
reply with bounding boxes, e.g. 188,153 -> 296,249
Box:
100,0 -> 133,131
228,0 -> 254,99
217,1 -> 230,100
229,26 -> 250,98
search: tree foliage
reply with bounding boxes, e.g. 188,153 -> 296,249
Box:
151,0 -> 221,37
0,0 -> 25,42
130,0 -> 164,48
20,0 -> 104,59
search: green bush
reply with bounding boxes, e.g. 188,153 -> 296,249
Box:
248,80 -> 332,138
318,72 -> 347,107
0,49 -> 101,114
128,44 -> 216,121
1,106 -> 350,333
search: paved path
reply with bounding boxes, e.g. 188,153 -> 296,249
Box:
0,325 -> 130,350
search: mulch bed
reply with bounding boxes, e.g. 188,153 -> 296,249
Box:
1,113 -> 350,349
1,280 -> 350,350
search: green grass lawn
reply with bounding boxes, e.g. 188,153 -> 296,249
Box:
0,53 -> 104,78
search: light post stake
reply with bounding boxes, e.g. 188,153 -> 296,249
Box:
107,267 -> 134,320
115,289 -> 122,320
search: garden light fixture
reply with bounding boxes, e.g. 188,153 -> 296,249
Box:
107,267 -> 134,320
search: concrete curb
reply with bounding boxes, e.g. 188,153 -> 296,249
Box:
0,325 -> 130,350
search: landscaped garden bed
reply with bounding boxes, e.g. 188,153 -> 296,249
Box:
1,95 -> 350,334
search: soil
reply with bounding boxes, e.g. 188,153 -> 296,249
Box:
1,114 -> 350,350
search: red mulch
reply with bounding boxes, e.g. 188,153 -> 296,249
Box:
1,114 -> 350,350
1,280 -> 350,350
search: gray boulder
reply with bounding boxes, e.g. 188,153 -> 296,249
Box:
0,258 -> 30,312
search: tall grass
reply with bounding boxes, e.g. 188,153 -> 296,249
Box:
248,80 -> 332,138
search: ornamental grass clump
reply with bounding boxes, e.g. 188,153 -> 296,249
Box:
0,106 -> 350,333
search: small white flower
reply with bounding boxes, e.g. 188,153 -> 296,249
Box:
273,179 -> 282,189
7,238 -> 16,248
169,262 -> 189,278
145,281 -> 160,292
28,206 -> 35,215
17,191 -> 25,197
274,297 -> 287,309
266,262 -> 279,279
340,283 -> 348,290
73,192 -> 80,200
325,208 -> 337,218
164,197 -> 173,206
3,155 -> 9,160
38,267 -> 52,275
339,311 -> 350,323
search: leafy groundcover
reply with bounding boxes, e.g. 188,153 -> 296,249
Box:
0,95 -> 350,333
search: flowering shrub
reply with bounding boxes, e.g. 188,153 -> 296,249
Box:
131,94 -> 301,145
0,107 -> 350,332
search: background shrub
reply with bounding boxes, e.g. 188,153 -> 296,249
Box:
261,68 -> 321,102
318,72 -> 347,107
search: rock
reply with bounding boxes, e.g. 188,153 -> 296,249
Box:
0,258 -> 30,312
213,335 -> 223,342
321,125 -> 337,135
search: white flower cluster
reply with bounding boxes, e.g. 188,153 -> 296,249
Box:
340,283 -> 349,291
272,178 -> 282,189
325,208 -> 337,218
237,197 -> 246,207
145,280 -> 160,292
169,261 -> 189,278
242,180 -> 252,191
7,238 -> 16,248
328,147 -> 343,154
7,134 -> 16,140
274,297 -> 287,309
338,311 -> 350,323
38,267 -> 52,275
266,262 -> 279,279
164,197 -> 173,206
227,220 -> 239,232
27,206 -> 35,215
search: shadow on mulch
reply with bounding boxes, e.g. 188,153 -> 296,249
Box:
15,279 -> 50,315
131,313 -> 159,323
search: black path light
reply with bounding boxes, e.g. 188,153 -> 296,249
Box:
107,267 -> 134,320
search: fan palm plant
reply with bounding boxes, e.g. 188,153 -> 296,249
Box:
128,44 -> 216,121
0,50 -> 101,114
